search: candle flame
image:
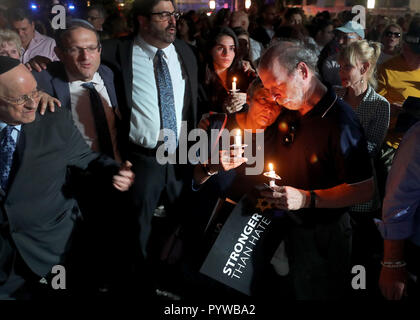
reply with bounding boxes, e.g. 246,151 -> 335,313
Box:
233,77 -> 237,82
236,129 -> 241,136
268,163 -> 273,171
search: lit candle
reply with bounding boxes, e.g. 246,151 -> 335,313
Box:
234,129 -> 242,146
268,163 -> 276,187
232,77 -> 237,91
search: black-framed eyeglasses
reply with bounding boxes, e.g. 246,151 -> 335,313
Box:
386,31 -> 401,38
63,44 -> 102,56
150,11 -> 181,21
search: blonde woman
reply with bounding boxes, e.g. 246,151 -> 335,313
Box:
335,41 -> 390,266
0,29 -> 22,59
336,40 -> 390,157
0,29 -> 61,112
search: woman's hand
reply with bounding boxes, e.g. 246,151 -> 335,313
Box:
242,60 -> 256,74
224,92 -> 247,114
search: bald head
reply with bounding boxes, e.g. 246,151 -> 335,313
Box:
0,63 -> 39,125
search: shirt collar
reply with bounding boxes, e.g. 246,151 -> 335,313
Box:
32,30 -> 44,44
0,121 -> 22,132
67,71 -> 101,86
134,34 -> 174,61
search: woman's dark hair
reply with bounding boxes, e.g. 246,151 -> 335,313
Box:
203,27 -> 241,86
200,27 -> 243,108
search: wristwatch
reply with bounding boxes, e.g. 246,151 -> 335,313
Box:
309,190 -> 317,208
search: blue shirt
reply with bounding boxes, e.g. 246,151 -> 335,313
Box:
376,122 -> 420,246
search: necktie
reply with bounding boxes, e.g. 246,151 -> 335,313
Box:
155,49 -> 178,151
0,125 -> 16,191
81,82 -> 114,159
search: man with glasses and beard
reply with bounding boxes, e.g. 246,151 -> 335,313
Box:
101,0 -> 198,296
258,40 -> 374,300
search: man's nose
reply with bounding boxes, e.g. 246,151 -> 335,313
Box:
169,15 -> 176,25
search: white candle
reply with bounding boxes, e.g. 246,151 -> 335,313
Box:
234,129 -> 241,146
268,163 -> 274,175
232,77 -> 237,91
268,163 -> 275,187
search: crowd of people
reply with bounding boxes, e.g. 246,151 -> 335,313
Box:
0,0 -> 419,301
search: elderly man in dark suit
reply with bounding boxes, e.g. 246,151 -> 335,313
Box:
101,0 -> 197,281
0,56 -> 134,299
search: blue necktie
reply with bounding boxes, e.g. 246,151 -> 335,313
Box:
155,49 -> 178,151
81,82 -> 115,159
0,125 -> 16,191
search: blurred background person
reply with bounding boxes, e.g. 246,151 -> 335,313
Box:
378,23 -> 403,65
321,20 -> 365,87
177,14 -> 197,47
86,5 -> 110,41
230,10 -> 263,67
377,17 -> 420,131
283,7 -> 304,26
8,8 -> 58,65
231,27 -> 254,69
251,4 -> 278,48
0,28 -> 21,59
198,27 -> 256,116
308,18 -> 334,54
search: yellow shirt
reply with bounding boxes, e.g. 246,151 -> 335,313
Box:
377,54 -> 420,105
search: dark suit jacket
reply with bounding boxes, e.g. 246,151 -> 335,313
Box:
33,62 -> 119,114
0,109 -> 119,280
100,37 -> 198,157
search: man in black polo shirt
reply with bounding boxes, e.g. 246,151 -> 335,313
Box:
258,40 -> 374,299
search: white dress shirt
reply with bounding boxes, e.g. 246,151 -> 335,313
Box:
68,72 -> 120,161
131,35 -> 186,148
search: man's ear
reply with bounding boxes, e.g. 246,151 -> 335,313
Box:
296,61 -> 309,80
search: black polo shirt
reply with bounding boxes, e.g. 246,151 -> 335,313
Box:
273,88 -> 373,223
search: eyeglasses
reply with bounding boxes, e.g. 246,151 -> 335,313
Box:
0,88 -> 40,105
386,31 -> 401,38
150,11 -> 181,21
63,44 -> 102,56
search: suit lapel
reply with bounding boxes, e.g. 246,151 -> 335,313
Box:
99,65 -> 118,108
119,40 -> 133,110
173,40 -> 193,123
5,116 -> 39,198
51,67 -> 71,112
